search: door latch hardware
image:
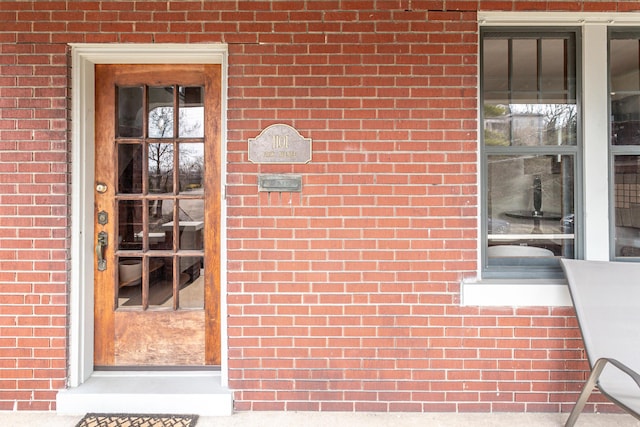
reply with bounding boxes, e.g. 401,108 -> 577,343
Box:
96,231 -> 108,271
96,182 -> 108,193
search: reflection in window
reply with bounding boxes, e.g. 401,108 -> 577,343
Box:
118,144 -> 143,194
179,143 -> 204,193
611,34 -> 640,259
482,30 -> 579,277
179,86 -> 204,138
148,143 -> 173,194
484,104 -> 577,147
117,86 -> 143,138
148,87 -> 174,138
487,155 -> 575,266
117,200 -> 143,251
614,156 -> 640,257
148,86 -> 204,139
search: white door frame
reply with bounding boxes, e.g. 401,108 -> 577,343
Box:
68,44 -> 228,387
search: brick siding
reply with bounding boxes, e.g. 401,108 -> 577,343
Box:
0,0 -> 636,413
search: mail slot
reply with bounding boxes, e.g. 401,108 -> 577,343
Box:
258,174 -> 302,192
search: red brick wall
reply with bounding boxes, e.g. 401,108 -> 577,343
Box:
0,0 -> 636,413
0,2 -> 69,409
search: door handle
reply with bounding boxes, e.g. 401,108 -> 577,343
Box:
96,231 -> 108,271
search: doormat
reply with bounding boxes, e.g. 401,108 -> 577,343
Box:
75,413 -> 198,427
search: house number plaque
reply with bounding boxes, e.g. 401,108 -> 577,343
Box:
248,124 -> 312,164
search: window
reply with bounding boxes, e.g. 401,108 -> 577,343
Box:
481,29 -> 580,278
465,13 -> 640,306
610,31 -> 640,260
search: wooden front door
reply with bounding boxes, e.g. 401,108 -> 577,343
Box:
94,64 -> 221,367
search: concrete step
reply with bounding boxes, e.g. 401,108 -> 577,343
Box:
56,371 -> 233,416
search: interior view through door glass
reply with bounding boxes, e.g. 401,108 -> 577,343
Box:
116,85 -> 205,310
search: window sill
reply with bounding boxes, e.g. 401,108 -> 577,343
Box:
461,278 -> 571,307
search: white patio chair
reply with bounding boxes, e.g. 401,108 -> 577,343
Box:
561,259 -> 640,426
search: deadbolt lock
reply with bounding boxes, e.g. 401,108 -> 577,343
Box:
97,210 -> 108,225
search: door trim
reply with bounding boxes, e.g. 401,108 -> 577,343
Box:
68,44 -> 228,387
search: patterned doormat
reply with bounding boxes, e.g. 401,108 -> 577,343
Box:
75,413 -> 198,427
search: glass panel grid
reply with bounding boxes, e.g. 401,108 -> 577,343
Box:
115,83 -> 205,310
482,29 -> 579,277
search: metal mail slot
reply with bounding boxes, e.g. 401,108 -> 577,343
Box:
258,174 -> 302,192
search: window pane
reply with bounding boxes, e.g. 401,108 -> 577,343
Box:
512,39 -> 538,93
179,143 -> 204,193
610,39 -> 640,92
179,256 -> 204,309
149,198 -> 174,249
614,155 -> 640,257
148,143 -> 174,194
117,257 -> 143,308
178,86 -> 204,138
612,94 -> 640,146
148,257 -> 175,308
483,39 -> 509,94
541,39 -> 567,92
483,103 -> 511,146
482,31 -> 579,277
117,200 -> 143,251
149,86 -> 174,138
482,33 -> 577,148
484,103 -> 577,147
117,86 -> 143,138
176,210 -> 204,250
487,155 -> 575,266
118,143 -> 143,194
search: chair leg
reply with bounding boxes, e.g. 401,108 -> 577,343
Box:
565,359 -> 608,427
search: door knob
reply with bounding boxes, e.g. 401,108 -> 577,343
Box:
96,183 -> 108,193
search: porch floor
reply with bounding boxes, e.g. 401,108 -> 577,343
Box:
5,411 -> 640,427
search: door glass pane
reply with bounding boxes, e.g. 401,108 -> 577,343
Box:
148,143 -> 174,194
178,86 -> 204,138
611,39 -> 640,92
176,207 -> 204,250
179,143 -> 204,193
149,257 -> 174,308
149,198 -> 174,250
117,257 -> 143,308
118,144 -> 143,194
179,256 -> 204,309
487,155 -> 575,266
148,86 -> 174,138
614,155 -> 640,257
117,86 -> 143,138
117,200 -> 143,251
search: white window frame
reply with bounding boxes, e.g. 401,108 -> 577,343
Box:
463,12 -> 640,306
